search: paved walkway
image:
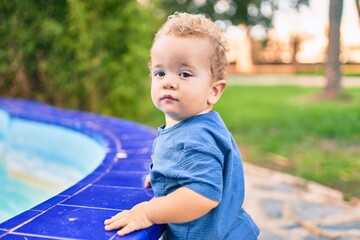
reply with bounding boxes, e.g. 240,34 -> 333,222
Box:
243,163 -> 360,240
228,75 -> 360,88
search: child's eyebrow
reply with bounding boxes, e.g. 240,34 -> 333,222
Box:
179,63 -> 196,70
150,63 -> 163,69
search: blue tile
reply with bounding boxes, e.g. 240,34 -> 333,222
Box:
0,231 -> 6,238
96,172 -> 148,188
58,172 -> 103,196
111,230 -> 148,240
98,201 -> 163,240
0,210 -> 41,231
119,134 -> 155,141
143,224 -> 166,240
0,233 -> 52,239
57,181 -> 89,196
123,146 -> 152,154
93,161 -> 116,173
61,185 -> 154,210
14,205 -> 117,239
31,195 -> 68,211
111,161 -> 151,173
117,157 -> 151,162
76,170 -> 103,185
125,153 -> 152,160
120,140 -> 153,149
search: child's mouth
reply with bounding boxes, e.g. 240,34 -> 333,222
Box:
161,95 -> 178,101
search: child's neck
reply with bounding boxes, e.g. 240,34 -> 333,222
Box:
164,117 -> 181,129
164,109 -> 213,129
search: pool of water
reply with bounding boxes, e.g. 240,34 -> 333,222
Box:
0,110 -> 106,223
0,98 -> 163,239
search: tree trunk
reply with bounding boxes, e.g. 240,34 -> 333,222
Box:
324,0 -> 343,98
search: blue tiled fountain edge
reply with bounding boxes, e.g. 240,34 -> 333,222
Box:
0,97 -> 164,240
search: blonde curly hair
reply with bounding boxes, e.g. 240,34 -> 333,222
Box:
153,12 -> 229,81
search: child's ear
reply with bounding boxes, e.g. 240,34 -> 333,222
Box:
208,80 -> 227,105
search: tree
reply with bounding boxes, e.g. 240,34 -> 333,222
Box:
0,0 -> 160,120
154,0 -> 309,73
155,0 -> 309,28
323,0 -> 343,98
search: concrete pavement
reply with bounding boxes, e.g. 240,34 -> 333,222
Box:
243,163 -> 360,240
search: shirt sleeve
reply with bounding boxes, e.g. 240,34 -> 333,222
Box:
168,142 -> 224,202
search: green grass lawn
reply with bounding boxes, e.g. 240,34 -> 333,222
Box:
214,85 -> 360,200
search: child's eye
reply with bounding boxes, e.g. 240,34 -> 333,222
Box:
154,71 -> 165,78
179,72 -> 192,78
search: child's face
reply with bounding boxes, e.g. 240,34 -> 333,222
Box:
150,35 -> 216,126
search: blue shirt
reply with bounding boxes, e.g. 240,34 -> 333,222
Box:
150,112 -> 260,239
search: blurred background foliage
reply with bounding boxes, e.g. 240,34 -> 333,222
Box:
0,0 -> 161,121
0,0 -> 311,121
156,0 -> 309,28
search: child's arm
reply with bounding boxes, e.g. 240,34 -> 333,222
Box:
104,186 -> 219,236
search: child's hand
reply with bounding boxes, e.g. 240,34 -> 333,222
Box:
104,201 -> 153,236
144,174 -> 151,188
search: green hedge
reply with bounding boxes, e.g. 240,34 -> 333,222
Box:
0,0 -> 161,120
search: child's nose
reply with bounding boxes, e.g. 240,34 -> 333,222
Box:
162,77 -> 177,89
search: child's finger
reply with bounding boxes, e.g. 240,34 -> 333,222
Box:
104,214 -> 118,225
105,210 -> 129,224
104,217 -> 128,231
117,222 -> 137,236
104,218 -> 113,225
104,212 -> 130,231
